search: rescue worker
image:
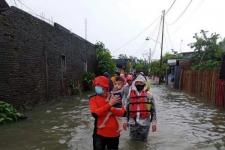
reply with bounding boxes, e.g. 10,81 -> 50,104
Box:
89,76 -> 126,150
124,74 -> 157,141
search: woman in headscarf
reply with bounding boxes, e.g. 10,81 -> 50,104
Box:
124,74 -> 157,141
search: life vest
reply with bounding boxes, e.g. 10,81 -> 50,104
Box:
128,90 -> 151,119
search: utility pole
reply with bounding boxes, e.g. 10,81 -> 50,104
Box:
149,48 -> 151,64
160,10 -> 165,67
159,10 -> 165,83
148,48 -> 151,74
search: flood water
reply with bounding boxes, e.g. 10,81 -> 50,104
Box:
1,85 -> 225,150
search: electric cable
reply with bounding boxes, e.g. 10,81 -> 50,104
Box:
165,0 -> 177,15
152,16 -> 163,58
114,15 -> 161,52
171,0 -> 206,34
165,21 -> 174,50
168,0 -> 193,25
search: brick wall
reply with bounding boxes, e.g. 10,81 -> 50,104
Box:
0,6 -> 96,108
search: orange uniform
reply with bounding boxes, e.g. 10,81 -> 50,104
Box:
89,95 -> 126,137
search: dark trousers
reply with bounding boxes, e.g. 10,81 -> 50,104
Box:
129,123 -> 150,141
93,134 -> 119,150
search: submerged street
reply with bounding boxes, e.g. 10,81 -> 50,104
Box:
1,85 -> 225,150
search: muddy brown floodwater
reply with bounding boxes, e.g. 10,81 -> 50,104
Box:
1,85 -> 225,150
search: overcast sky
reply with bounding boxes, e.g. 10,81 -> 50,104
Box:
6,0 -> 225,60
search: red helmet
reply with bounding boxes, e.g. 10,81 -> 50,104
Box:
93,76 -> 109,88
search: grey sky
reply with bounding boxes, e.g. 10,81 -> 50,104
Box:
6,0 -> 225,59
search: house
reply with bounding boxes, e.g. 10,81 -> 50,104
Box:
166,52 -> 193,89
0,1 -> 96,108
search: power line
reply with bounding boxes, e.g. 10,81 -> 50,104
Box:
146,20 -> 162,45
168,0 -> 193,25
171,0 -> 206,34
152,15 -> 163,58
114,0 -> 177,54
165,0 -> 176,15
165,21 -> 174,50
114,15 -> 161,52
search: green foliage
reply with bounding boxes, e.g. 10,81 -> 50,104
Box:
149,60 -> 168,77
0,101 -> 25,125
118,54 -> 128,59
191,60 -> 220,70
134,59 -> 149,74
117,54 -> 132,72
162,52 -> 175,63
189,30 -> 225,70
68,80 -> 80,95
95,42 -> 116,75
82,72 -> 95,91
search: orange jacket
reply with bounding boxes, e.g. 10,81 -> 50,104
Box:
89,95 -> 126,137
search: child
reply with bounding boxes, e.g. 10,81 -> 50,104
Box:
98,76 -> 125,132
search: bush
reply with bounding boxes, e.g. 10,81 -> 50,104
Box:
82,72 -> 95,91
0,101 -> 25,125
68,80 -> 80,95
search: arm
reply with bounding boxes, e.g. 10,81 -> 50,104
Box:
150,95 -> 157,123
89,97 -> 111,117
110,107 -> 126,117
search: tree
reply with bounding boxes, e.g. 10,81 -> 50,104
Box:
162,52 -> 175,63
134,59 -> 149,75
95,42 -> 116,75
149,58 -> 169,77
118,54 -> 128,59
189,30 -> 225,70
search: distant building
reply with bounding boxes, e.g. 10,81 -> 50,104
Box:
166,52 -> 194,89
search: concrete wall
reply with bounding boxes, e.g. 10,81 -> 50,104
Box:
0,6 -> 96,108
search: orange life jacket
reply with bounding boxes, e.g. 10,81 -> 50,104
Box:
129,90 -> 150,119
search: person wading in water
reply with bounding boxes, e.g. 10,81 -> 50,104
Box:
124,74 -> 157,141
89,76 -> 126,150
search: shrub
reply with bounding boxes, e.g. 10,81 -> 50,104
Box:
0,101 -> 25,125
82,72 -> 95,91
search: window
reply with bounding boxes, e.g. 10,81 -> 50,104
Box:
61,55 -> 66,72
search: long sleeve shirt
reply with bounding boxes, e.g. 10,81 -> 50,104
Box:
89,94 -> 126,137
